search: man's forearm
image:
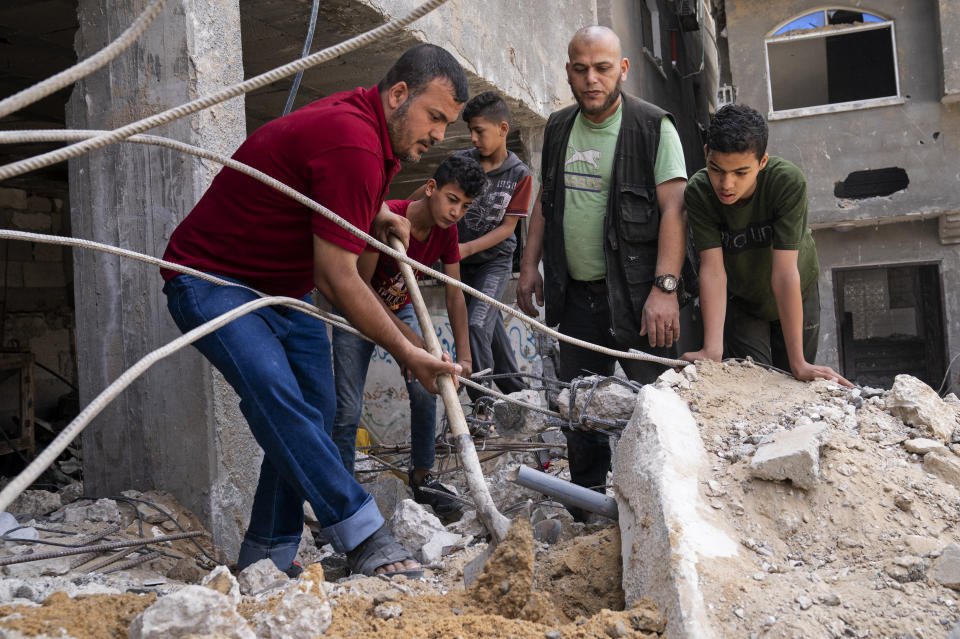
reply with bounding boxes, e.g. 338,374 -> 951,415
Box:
771,269 -> 806,369
654,183 -> 687,277
463,216 -> 520,258
699,266 -> 727,356
446,289 -> 471,364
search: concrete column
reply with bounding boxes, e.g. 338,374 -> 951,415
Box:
66,0 -> 255,560
938,0 -> 960,103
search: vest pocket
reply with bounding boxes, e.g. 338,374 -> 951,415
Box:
618,185 -> 659,243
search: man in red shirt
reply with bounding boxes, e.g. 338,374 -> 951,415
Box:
161,44 -> 467,578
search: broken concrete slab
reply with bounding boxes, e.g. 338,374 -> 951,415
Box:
491,389 -> 543,435
252,565 -> 331,638
885,374 -> 959,441
61,498 -> 120,524
389,499 -> 462,565
903,438 -> 949,454
748,423 -> 827,490
613,385 -> 737,639
237,558 -> 288,596
557,376 -> 638,426
922,449 -> 960,489
128,585 -> 254,639
930,543 -> 960,590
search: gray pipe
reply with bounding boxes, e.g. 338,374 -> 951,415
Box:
510,465 -> 619,520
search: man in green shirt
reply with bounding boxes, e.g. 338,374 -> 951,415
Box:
517,26 -> 689,516
681,104 -> 850,386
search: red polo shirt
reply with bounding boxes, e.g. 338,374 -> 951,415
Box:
162,86 -> 401,298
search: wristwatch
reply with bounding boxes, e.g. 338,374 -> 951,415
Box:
654,273 -> 679,293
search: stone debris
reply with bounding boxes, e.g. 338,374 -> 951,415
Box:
60,498 -> 121,524
491,389 -> 547,435
251,565 -> 331,638
200,564 -> 241,605
748,422 -> 826,490
8,491 -> 61,518
922,449 -> 960,488
557,376 -> 639,426
128,585 -> 254,639
885,374 -> 960,441
903,437 -> 949,454
237,558 -> 288,596
932,544 -> 960,590
388,499 -> 462,564
362,474 -> 412,521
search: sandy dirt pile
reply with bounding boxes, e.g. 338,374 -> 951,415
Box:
672,360 -> 960,638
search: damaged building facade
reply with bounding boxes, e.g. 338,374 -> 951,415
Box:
0,0 -> 720,557
720,0 -> 960,394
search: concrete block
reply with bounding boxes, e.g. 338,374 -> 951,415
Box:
903,438 -> 948,454
237,558 -> 288,596
253,565 -> 331,638
32,243 -> 63,262
922,450 -> 960,489
886,374 -> 959,441
62,499 -> 121,524
200,564 -> 241,605
11,211 -> 52,233
389,499 -> 462,564
613,385 -> 737,639
931,543 -> 960,590
0,188 -> 27,209
748,423 -> 826,490
128,585 -> 254,639
558,376 -> 638,426
364,474 -> 412,521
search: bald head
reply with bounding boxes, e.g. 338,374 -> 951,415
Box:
568,25 -> 623,60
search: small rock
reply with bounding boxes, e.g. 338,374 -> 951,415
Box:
166,556 -> 208,584
374,603 -> 403,620
749,423 -> 826,490
61,498 -> 121,524
886,375 -> 957,441
237,558 -> 288,596
681,364 -> 700,382
819,593 -> 841,606
923,450 -> 960,489
389,499 -> 462,564
797,595 -> 813,610
363,474 -> 412,521
894,494 -> 914,512
200,565 -> 241,605
903,438 -> 949,455
931,543 -> 960,590
605,619 -> 630,638
886,556 -> 927,583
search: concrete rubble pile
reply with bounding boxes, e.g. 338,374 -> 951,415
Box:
614,361 -> 960,638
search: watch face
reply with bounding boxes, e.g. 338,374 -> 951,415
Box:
657,275 -> 678,292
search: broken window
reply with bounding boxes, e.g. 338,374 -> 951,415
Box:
834,264 -> 947,390
765,9 -> 900,117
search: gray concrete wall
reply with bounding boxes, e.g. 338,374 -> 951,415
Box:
938,0 -> 960,102
725,0 -> 960,228
814,220 -> 960,395
66,0 -> 252,560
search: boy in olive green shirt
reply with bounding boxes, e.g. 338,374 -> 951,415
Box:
681,104 -> 850,386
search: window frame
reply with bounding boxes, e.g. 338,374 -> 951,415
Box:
763,8 -> 903,120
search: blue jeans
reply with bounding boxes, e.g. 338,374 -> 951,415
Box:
460,255 -> 524,400
162,274 -> 384,568
331,303 -> 437,476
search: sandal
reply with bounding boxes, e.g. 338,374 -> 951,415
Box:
346,525 -> 423,578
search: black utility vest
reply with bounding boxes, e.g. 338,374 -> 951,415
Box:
540,94 -> 674,347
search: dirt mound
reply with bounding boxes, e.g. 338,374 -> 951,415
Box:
0,591 -> 155,639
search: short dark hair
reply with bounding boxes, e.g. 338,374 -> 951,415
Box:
378,43 -> 469,103
462,91 -> 511,125
432,154 -> 487,199
706,104 -> 769,159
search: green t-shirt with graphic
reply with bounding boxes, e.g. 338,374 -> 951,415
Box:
685,155 -> 820,321
560,108 -> 687,281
